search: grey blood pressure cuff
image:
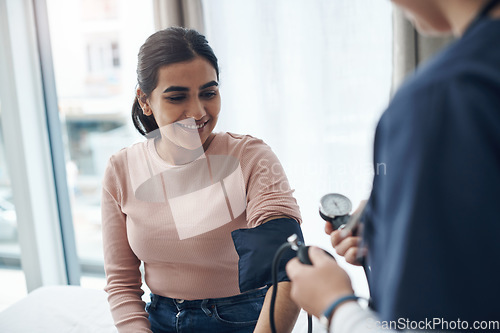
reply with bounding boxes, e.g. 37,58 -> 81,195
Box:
231,218 -> 304,293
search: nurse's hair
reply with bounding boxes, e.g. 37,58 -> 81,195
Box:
131,27 -> 220,137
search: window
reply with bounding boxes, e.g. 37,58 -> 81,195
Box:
0,98 -> 28,310
46,0 -> 154,281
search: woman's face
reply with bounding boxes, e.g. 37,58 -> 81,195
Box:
141,56 -> 221,150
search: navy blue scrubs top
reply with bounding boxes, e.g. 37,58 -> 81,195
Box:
363,16 -> 500,324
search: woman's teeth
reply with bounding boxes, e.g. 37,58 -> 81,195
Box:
178,121 -> 207,130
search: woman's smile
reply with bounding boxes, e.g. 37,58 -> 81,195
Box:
176,119 -> 210,132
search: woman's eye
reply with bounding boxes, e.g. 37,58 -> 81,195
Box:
201,91 -> 217,99
166,95 -> 186,102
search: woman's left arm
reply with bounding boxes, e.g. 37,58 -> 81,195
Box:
254,282 -> 300,333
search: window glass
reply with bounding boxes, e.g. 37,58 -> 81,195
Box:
203,0 -> 392,297
0,98 -> 28,310
45,0 -> 154,283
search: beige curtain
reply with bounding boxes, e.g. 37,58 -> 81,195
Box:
153,0 -> 205,33
392,7 -> 454,92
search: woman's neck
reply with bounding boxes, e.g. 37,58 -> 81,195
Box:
155,133 -> 215,165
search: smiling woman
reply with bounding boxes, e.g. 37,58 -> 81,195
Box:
102,27 -> 304,333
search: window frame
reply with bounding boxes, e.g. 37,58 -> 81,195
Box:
0,0 -> 80,290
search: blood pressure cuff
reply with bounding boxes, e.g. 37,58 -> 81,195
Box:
231,218 -> 304,293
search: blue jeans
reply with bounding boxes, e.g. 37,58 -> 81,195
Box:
146,287 -> 268,333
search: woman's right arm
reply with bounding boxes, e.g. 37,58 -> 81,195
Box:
102,158 -> 152,333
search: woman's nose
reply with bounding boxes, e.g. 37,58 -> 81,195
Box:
185,98 -> 206,120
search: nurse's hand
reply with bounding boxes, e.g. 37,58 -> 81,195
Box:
286,247 -> 354,318
324,200 -> 367,266
330,229 -> 363,266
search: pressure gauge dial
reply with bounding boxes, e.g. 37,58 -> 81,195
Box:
319,193 -> 352,230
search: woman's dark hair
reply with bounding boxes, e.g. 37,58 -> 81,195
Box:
132,27 -> 219,137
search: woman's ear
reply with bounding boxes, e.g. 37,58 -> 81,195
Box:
136,88 -> 153,116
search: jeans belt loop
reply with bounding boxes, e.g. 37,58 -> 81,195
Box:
151,294 -> 159,311
201,299 -> 212,316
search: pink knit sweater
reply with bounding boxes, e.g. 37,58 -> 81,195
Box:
101,132 -> 302,332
